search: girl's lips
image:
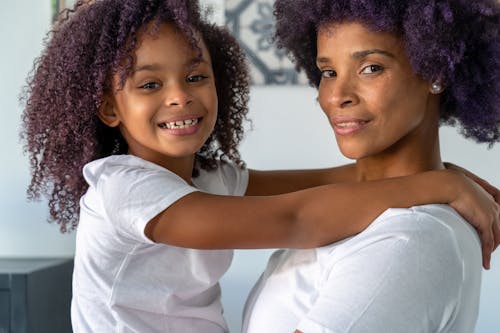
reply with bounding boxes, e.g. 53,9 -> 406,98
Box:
158,117 -> 202,136
331,118 -> 369,136
158,117 -> 200,129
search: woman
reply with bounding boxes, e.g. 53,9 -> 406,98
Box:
243,0 -> 499,332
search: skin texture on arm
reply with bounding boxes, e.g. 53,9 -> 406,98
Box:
145,169 -> 496,256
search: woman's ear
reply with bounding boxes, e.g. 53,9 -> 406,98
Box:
97,99 -> 121,128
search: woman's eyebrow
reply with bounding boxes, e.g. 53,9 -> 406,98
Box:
316,56 -> 330,65
316,49 -> 395,65
352,49 -> 395,59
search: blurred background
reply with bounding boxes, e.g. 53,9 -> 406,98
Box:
0,1 -> 498,332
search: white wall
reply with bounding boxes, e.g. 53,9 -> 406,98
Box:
1,2 -> 498,333
0,1 -> 77,257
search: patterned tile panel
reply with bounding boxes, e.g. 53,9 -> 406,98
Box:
225,0 -> 308,85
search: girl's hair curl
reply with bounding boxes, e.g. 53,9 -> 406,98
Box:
21,0 -> 249,232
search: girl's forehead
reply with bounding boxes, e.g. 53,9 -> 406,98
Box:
112,22 -> 212,88
135,22 -> 208,56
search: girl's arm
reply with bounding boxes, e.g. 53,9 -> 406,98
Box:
444,162 -> 499,206
247,164 -> 499,268
145,169 -> 499,268
245,164 -> 356,196
246,163 -> 499,198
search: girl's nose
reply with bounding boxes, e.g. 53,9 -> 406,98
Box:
165,84 -> 193,107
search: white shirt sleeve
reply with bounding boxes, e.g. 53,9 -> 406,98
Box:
297,212 -> 464,333
96,160 -> 198,243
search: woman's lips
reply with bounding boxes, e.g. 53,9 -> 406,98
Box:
331,118 -> 369,135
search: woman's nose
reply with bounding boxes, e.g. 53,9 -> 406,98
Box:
324,76 -> 359,109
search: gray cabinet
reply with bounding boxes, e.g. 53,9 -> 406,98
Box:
0,258 -> 73,333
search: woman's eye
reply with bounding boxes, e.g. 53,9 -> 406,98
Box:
187,75 -> 208,83
140,82 -> 160,90
360,64 -> 383,74
320,70 -> 336,78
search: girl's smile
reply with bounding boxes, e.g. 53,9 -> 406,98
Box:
158,117 -> 199,131
98,23 -> 218,174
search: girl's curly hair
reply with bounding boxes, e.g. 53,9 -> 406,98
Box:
20,0 -> 250,232
274,0 -> 499,145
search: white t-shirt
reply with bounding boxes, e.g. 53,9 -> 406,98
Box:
243,205 -> 482,333
71,155 -> 248,333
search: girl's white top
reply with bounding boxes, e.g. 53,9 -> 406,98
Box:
243,205 -> 482,333
71,155 -> 248,333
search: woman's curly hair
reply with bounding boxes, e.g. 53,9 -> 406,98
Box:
20,0 -> 250,232
274,0 -> 499,145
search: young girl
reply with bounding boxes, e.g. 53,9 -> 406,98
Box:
243,0 -> 500,332
21,0 -> 498,332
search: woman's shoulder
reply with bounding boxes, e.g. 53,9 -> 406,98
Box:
374,204 -> 479,240
320,204 -> 481,269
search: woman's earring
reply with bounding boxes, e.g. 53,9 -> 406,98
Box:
430,81 -> 444,94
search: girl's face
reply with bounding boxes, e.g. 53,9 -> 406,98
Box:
317,22 -> 438,162
100,23 -> 218,168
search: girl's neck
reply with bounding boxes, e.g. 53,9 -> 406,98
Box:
129,150 -> 196,184
163,158 -> 196,184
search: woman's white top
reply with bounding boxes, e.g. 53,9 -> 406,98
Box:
71,155 -> 248,333
243,205 -> 482,333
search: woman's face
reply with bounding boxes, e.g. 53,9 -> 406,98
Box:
317,21 -> 437,161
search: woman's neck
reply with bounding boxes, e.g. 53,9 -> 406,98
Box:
354,118 -> 444,182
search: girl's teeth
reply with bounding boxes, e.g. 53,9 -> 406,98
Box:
161,118 -> 198,129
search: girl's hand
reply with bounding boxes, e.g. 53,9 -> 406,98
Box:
445,165 -> 500,270
444,162 -> 500,205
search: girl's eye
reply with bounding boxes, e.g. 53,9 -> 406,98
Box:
187,75 -> 208,83
360,64 -> 383,74
140,82 -> 161,90
320,70 -> 336,79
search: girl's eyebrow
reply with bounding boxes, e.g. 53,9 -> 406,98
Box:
133,58 -> 210,73
186,58 -> 210,67
134,64 -> 162,73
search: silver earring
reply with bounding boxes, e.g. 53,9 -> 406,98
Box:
431,82 -> 443,94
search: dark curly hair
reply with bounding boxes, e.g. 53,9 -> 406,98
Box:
274,0 -> 499,145
20,0 -> 250,232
